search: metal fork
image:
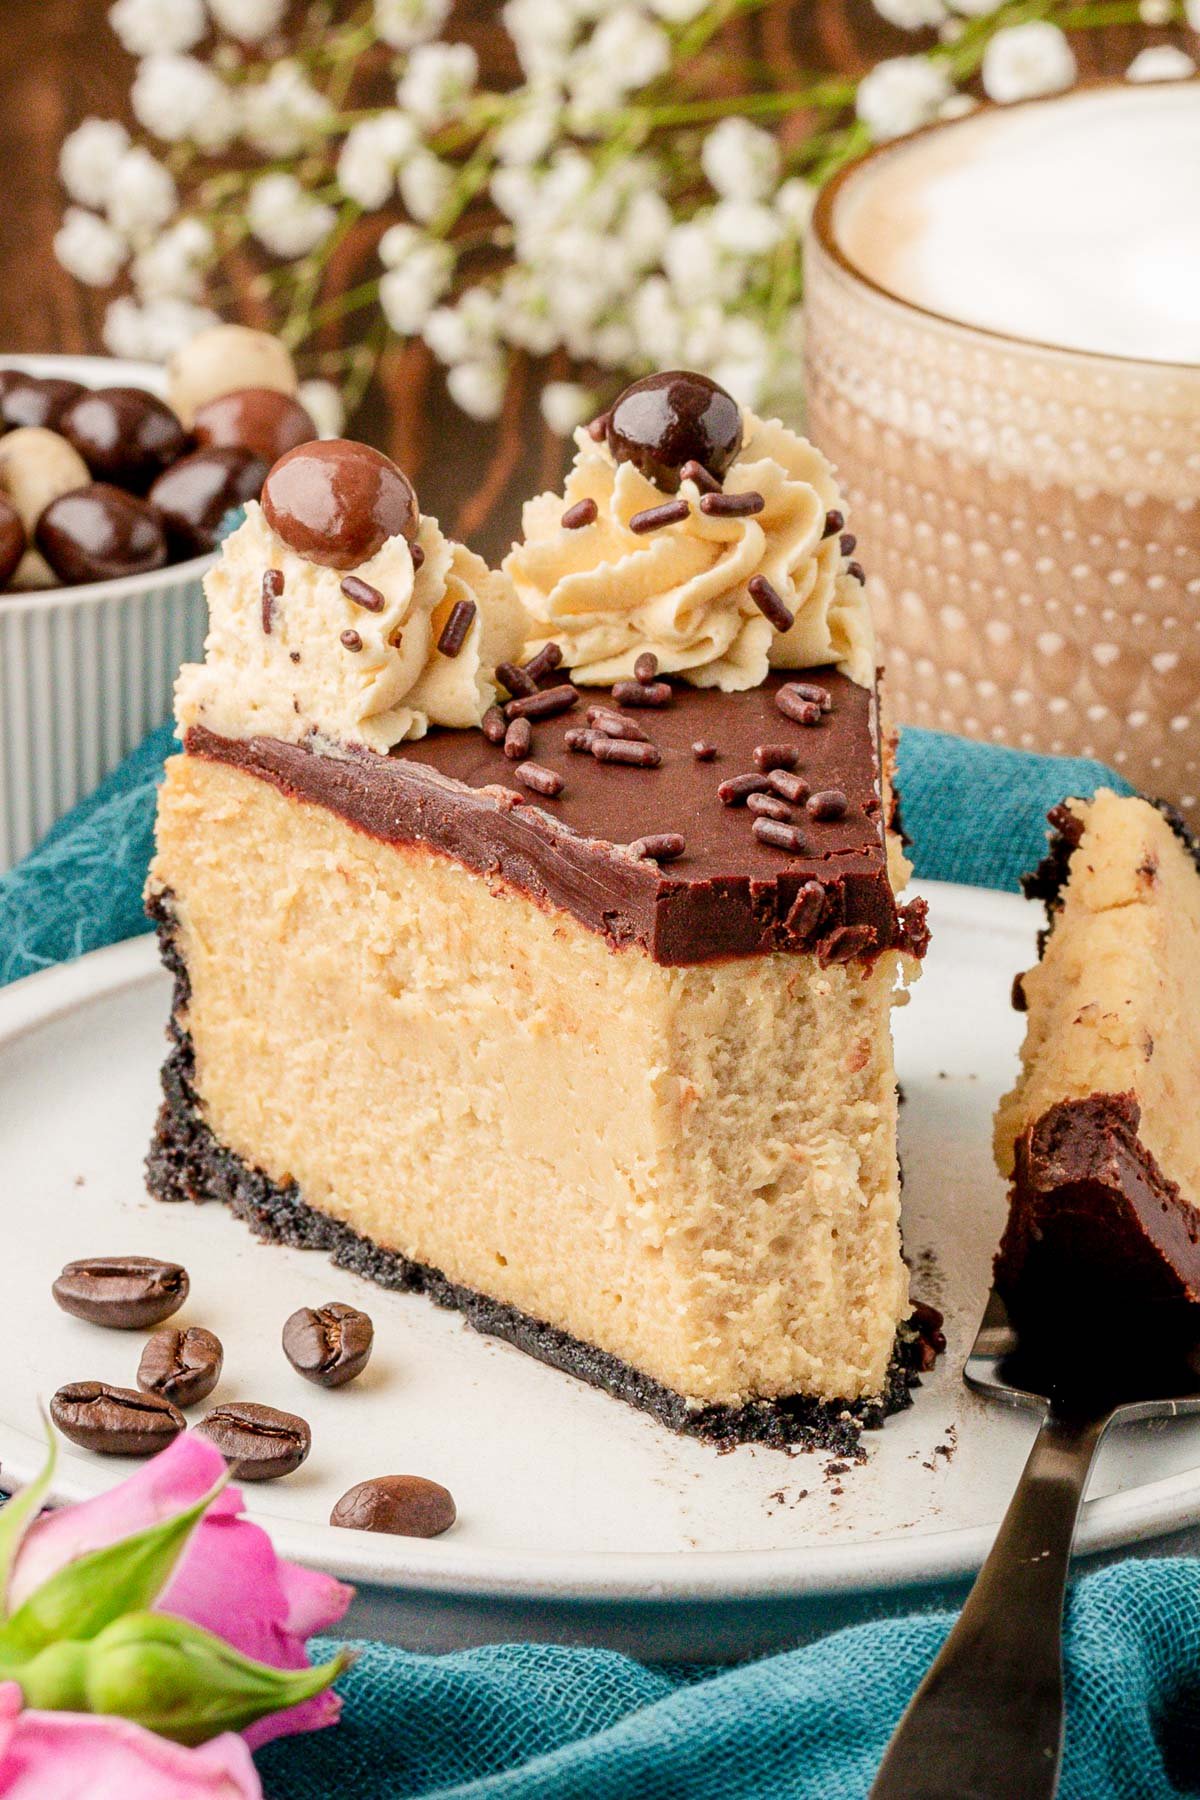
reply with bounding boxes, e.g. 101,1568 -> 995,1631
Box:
870,1289 -> 1200,1800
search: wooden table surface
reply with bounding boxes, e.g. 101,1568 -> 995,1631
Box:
0,0 -> 1165,557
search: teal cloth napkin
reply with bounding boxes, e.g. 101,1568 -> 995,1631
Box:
5,723 -> 1190,1800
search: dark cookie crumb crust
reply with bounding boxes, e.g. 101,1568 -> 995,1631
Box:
146,902 -> 923,1454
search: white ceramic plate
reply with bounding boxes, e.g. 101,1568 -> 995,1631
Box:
1,881 -> 1198,1660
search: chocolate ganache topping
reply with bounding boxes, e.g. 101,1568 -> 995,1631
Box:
605,371 -> 743,493
262,439 -> 420,569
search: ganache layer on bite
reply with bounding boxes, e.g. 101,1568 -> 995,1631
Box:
186,668 -> 928,967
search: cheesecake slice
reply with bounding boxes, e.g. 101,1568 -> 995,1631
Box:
147,380 -> 929,1449
993,790 -> 1200,1311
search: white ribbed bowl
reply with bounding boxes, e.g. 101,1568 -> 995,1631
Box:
0,353 -> 214,870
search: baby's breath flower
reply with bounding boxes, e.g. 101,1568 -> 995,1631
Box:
207,0 -> 287,39
776,176 -> 816,234
871,0 -> 948,28
1186,0 -> 1200,26
1137,0 -> 1174,22
1126,43 -> 1196,79
981,21 -> 1076,103
109,0 -> 206,56
54,208 -> 127,287
337,113 -> 418,209
297,377 -> 346,436
104,293 -> 219,360
647,0 -> 708,18
374,0 -> 453,51
708,197 -> 782,257
856,54 -> 951,138
131,216 -> 212,299
59,118 -> 130,209
566,6 -> 670,123
132,54 -> 238,150
938,92 -> 979,118
502,0 -> 578,84
242,61 -> 331,156
494,92 -> 561,165
247,172 -> 336,257
700,116 -> 780,202
540,380 -> 596,436
495,269 -> 558,355
446,355 -> 507,420
378,241 -> 453,332
398,148 -> 454,223
106,145 -> 178,241
397,41 -> 479,128
424,287 -> 502,363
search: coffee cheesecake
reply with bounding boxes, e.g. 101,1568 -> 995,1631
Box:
146,373 -> 930,1449
994,790 -> 1200,1312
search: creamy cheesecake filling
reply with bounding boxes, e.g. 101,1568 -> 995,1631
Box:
995,790 -> 1200,1206
150,753 -> 910,1406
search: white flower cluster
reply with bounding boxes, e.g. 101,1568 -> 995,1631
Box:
857,15 -> 1079,139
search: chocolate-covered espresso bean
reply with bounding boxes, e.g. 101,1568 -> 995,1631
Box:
52,1255 -> 189,1328
138,1325 -> 224,1407
36,484 -> 167,584
261,440 -> 419,569
330,1475 -> 456,1538
50,1381 -> 185,1456
193,387 -> 316,467
149,447 -> 268,556
196,1401 -> 311,1480
606,371 -> 742,493
59,386 -> 188,490
283,1302 -> 373,1389
1,375 -> 86,433
0,495 -> 25,587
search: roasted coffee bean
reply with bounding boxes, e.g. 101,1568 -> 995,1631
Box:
52,1255 -> 189,1329
36,484 -> 167,585
262,440 -> 418,569
282,1302 -> 374,1389
149,447 -> 268,556
137,1325 -> 224,1408
59,386 -> 187,490
606,371 -> 742,493
330,1475 -> 456,1538
193,387 -> 316,467
196,1401 -> 311,1480
0,494 -> 25,587
50,1381 -> 184,1456
1,375 -> 86,432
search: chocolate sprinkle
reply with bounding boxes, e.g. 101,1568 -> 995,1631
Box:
808,788 -> 849,822
591,737 -> 662,768
562,497 -> 598,530
634,651 -> 659,684
679,459 -> 721,494
790,682 -> 833,710
411,541 -> 425,570
523,642 -> 563,683
341,575 -> 386,613
747,792 -> 793,822
747,573 -> 794,633
847,561 -> 866,585
505,682 -> 579,722
437,598 -> 476,658
753,743 -> 798,772
587,704 -> 650,743
261,568 -> 283,634
840,533 -> 857,556
785,880 -> 826,939
629,498 -> 690,534
699,490 -> 763,518
564,727 -> 600,752
482,705 -> 507,744
496,660 -> 538,698
585,415 -> 608,441
630,832 -> 685,862
692,741 -> 717,761
776,686 -> 824,726
612,679 -> 672,708
718,773 -> 771,806
822,510 -> 844,539
753,818 -> 807,854
768,769 -> 810,805
340,628 -> 363,652
503,717 -> 532,760
515,760 -> 563,797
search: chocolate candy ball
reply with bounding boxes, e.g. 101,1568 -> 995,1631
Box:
261,439 -> 419,570
36,483 -> 167,585
1,375 -> 86,434
0,495 -> 25,588
193,387 -> 316,468
59,386 -> 188,491
605,371 -> 742,493
149,446 -> 268,556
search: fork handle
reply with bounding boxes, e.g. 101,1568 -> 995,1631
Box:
869,1405 -> 1110,1800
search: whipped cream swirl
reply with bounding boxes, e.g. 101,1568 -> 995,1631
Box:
504,412 -> 874,690
176,501 -> 524,752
